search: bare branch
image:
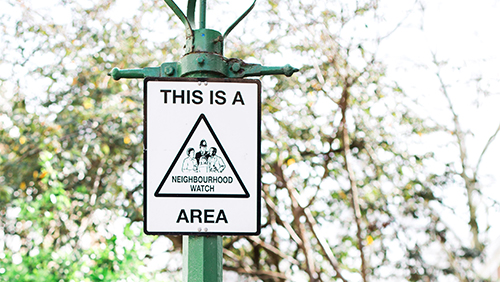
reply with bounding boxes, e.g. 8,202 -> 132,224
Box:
474,121 -> 500,178
223,265 -> 289,280
273,161 -> 318,280
275,181 -> 349,282
339,77 -> 369,282
303,208 -> 348,282
432,51 -> 482,250
247,236 -> 300,266
376,0 -> 421,42
263,190 -> 303,246
285,183 -> 318,280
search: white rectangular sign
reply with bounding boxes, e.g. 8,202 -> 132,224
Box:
144,77 -> 261,235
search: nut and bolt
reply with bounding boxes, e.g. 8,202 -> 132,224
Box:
231,63 -> 241,72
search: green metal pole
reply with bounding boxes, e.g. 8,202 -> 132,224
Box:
183,235 -> 222,282
108,1 -> 298,281
184,3 -> 221,280
199,0 -> 206,29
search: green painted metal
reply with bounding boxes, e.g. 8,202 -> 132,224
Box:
109,66 -> 160,80
183,236 -> 223,282
180,53 -> 227,78
108,1 -> 298,281
187,0 -> 197,27
109,0 -> 298,80
109,60 -> 298,79
164,0 -> 194,40
199,0 -> 207,29
186,29 -> 223,54
223,0 -> 256,39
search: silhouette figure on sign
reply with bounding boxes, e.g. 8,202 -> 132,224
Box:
195,139 -> 209,172
208,147 -> 225,173
181,139 -> 226,174
181,147 -> 198,172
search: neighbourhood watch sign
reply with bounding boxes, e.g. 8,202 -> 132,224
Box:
144,78 -> 261,235
154,114 -> 249,198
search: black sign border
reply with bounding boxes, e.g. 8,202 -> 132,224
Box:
143,77 -> 262,236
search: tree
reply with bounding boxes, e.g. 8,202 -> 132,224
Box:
0,0 -> 183,280
384,1 -> 500,278
222,0 -> 499,281
1,0 -> 498,281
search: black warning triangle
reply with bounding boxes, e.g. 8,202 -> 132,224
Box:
154,114 -> 250,198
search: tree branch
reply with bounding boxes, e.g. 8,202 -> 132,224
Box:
303,208 -> 348,282
432,52 -> 481,250
274,161 -> 318,281
262,189 -> 303,246
247,236 -> 300,266
223,265 -> 289,280
339,78 -> 369,282
474,121 -> 500,179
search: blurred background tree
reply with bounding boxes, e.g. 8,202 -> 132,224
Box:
1,0 -> 498,281
0,0 -> 184,280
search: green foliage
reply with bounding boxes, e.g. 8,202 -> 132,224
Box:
0,0 -> 493,281
1,0 -> 180,280
223,0 -> 491,281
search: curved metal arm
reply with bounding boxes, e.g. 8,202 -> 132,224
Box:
223,0 -> 256,39
164,0 -> 194,38
165,0 -> 255,39
187,0 -> 197,27
187,0 -> 208,29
